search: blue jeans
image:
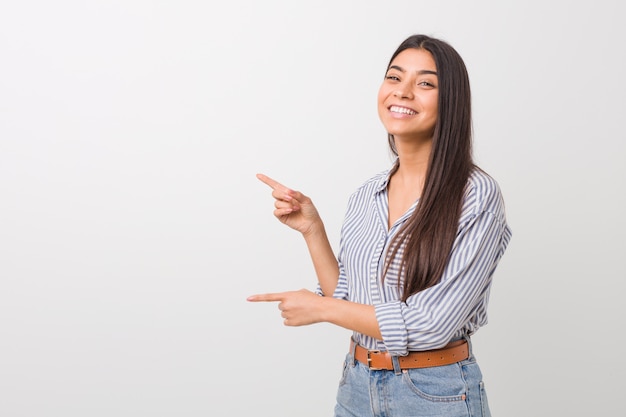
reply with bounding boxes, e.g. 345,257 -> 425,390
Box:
334,339 -> 491,417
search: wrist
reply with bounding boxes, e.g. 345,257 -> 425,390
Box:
302,220 -> 326,239
317,295 -> 334,323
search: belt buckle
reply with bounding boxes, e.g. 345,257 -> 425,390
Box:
367,349 -> 383,370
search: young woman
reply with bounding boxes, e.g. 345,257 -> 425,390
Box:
248,34 -> 512,417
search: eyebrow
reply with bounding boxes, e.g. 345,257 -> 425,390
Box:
388,65 -> 438,76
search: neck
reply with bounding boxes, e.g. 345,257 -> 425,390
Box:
393,136 -> 432,180
386,138 -> 430,228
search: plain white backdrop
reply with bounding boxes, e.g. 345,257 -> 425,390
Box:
1,1 -> 624,416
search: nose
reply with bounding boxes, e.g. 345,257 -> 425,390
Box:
393,84 -> 413,99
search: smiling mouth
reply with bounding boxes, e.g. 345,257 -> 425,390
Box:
389,105 -> 417,115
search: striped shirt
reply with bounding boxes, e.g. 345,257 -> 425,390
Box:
326,166 -> 512,356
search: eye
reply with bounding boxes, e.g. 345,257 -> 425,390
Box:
418,81 -> 435,88
385,75 -> 400,81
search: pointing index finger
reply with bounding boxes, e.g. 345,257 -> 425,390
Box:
247,293 -> 284,302
256,173 -> 288,192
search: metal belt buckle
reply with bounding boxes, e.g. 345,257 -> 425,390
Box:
367,349 -> 383,370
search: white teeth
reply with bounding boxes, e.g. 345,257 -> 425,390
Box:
390,105 -> 416,115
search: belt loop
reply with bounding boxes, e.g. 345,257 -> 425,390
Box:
349,337 -> 358,367
462,332 -> 473,359
391,355 -> 402,375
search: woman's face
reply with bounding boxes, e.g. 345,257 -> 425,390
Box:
377,48 -> 439,144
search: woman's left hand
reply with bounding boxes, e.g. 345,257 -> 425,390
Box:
247,289 -> 325,326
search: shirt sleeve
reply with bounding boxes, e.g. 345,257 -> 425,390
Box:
375,207 -> 511,355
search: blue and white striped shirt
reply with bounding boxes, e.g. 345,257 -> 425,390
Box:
328,166 -> 512,356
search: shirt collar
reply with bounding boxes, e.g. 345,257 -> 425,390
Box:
374,159 -> 399,194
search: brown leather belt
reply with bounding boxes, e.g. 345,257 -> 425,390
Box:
351,339 -> 469,370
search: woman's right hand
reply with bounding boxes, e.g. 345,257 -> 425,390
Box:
256,173 -> 322,236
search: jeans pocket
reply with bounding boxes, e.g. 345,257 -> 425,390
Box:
401,364 -> 467,402
338,354 -> 351,386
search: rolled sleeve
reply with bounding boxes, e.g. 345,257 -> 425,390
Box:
375,301 -> 408,354
375,210 -> 510,355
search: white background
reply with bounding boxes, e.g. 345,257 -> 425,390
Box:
1,1 -> 624,416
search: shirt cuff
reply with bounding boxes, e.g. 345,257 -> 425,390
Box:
375,301 -> 408,355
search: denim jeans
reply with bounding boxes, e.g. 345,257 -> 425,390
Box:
334,339 -> 491,417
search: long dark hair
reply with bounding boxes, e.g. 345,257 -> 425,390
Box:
385,34 -> 474,301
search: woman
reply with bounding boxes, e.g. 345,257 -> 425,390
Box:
248,34 -> 512,417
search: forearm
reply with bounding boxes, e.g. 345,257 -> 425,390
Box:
320,297 -> 382,340
302,222 -> 340,296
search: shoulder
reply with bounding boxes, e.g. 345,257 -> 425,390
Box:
340,169 -> 389,215
349,169 -> 389,199
462,168 -> 507,218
